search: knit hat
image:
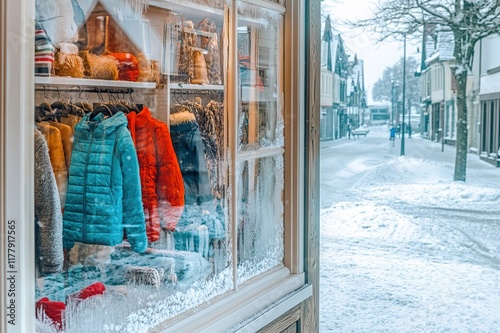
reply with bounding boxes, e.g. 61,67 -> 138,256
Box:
35,23 -> 54,76
36,297 -> 65,329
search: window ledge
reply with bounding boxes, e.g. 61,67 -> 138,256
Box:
154,268 -> 309,333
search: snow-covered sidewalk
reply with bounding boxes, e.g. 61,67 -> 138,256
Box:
320,126 -> 500,332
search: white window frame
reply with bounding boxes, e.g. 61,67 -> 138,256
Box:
0,0 -> 311,332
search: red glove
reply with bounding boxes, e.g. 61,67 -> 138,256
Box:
36,297 -> 65,329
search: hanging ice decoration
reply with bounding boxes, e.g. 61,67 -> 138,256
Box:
113,0 -> 150,20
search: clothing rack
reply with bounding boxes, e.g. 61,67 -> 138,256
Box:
170,89 -> 223,95
35,86 -> 134,95
171,88 -> 224,104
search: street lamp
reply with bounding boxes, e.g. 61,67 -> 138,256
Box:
391,80 -> 399,127
391,80 -> 395,126
401,33 -> 407,156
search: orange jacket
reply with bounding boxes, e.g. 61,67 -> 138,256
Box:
37,122 -> 68,209
127,107 -> 185,242
48,121 -> 73,170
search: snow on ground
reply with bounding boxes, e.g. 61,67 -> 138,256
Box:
319,126 -> 500,333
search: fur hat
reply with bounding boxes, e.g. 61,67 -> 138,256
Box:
54,42 -> 84,78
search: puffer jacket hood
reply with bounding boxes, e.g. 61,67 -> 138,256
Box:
63,112 -> 147,253
127,107 -> 185,240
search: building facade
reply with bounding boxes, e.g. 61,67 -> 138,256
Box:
367,103 -> 391,126
0,1 -> 321,332
475,34 -> 500,166
321,15 -> 349,140
420,29 -> 461,145
347,55 -> 367,129
420,26 -> 500,167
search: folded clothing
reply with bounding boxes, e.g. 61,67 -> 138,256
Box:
125,266 -> 164,288
145,248 -> 211,282
35,23 -> 54,77
113,245 -> 210,282
107,250 -> 176,285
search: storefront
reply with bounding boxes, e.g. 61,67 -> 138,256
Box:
0,0 -> 321,332
479,96 -> 500,167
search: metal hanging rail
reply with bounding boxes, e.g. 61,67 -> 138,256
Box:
34,86 -> 134,95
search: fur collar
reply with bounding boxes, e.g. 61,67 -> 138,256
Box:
170,111 -> 196,125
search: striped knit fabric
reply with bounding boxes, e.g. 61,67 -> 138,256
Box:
35,25 -> 54,76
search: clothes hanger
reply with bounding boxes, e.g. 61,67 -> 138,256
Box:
37,86 -> 53,115
89,104 -> 113,120
47,87 -> 70,120
35,106 -> 45,123
89,89 -> 113,120
112,94 -> 129,114
65,88 -> 84,117
128,90 -> 141,113
74,88 -> 92,114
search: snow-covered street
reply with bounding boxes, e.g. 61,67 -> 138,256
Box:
319,126 -> 500,332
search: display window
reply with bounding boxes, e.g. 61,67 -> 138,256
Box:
24,0 -> 294,331
236,5 -> 284,284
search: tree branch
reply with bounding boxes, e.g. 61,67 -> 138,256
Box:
416,0 -> 454,26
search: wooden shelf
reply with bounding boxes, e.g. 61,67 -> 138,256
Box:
35,76 -> 157,89
170,83 -> 224,91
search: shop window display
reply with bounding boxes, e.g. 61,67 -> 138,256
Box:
33,0 -> 284,331
236,6 -> 284,284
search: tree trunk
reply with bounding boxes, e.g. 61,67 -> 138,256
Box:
454,69 -> 468,182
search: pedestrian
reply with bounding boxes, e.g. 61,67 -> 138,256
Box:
347,122 -> 351,139
389,126 -> 396,146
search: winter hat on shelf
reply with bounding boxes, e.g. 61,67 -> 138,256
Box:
36,297 -> 66,329
54,42 -> 84,78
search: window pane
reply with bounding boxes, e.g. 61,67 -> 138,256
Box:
237,155 -> 285,284
34,1 -> 231,330
237,6 -> 284,151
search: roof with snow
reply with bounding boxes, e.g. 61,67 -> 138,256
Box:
425,28 -> 455,65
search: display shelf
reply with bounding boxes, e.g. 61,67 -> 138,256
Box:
170,83 -> 224,91
35,76 -> 157,89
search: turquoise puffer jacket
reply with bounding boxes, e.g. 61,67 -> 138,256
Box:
63,112 -> 147,253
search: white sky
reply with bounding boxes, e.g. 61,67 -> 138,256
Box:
323,0 -> 420,104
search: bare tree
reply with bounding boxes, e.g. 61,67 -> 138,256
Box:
321,0 -> 343,22
372,56 -> 420,106
353,0 -> 500,181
